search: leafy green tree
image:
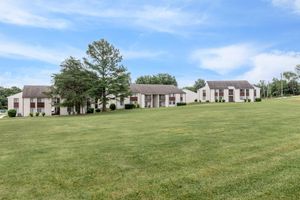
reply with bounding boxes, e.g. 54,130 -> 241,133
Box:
0,86 -> 22,109
52,57 -> 92,114
193,79 -> 206,91
183,78 -> 205,92
84,39 -> 131,112
136,73 -> 177,86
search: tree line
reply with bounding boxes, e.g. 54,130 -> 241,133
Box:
256,65 -> 300,98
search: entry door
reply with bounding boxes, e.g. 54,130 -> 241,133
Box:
229,96 -> 234,102
229,89 -> 234,102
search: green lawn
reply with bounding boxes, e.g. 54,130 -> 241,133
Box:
1,98 -> 300,199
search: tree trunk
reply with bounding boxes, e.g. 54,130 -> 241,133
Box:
102,88 -> 106,112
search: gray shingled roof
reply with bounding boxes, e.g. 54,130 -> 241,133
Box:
130,84 -> 185,95
207,80 -> 254,89
22,85 -> 51,98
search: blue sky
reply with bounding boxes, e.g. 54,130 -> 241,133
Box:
0,0 -> 300,87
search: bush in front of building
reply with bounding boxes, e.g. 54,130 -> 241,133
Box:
206,100 -> 210,103
177,102 -> 187,106
36,112 -> 40,117
247,99 -> 251,102
42,112 -> 45,117
110,103 -> 116,111
7,109 -> 17,118
95,108 -> 101,113
255,98 -> 262,102
222,99 -> 225,103
29,113 -> 33,117
87,108 -> 94,114
125,104 -> 135,109
215,99 -> 218,103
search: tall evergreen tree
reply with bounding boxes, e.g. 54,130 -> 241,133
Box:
52,57 -> 92,114
84,39 -> 131,112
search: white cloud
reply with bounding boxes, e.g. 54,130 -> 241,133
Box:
0,37 -> 84,64
0,0 -> 69,29
190,43 -> 300,83
190,44 -> 258,74
36,1 -> 206,34
239,51 -> 300,82
271,0 -> 300,13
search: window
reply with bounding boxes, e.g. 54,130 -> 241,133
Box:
215,90 -> 218,97
13,98 -> 19,103
254,90 -> 257,97
246,89 -> 249,96
219,90 -> 224,97
229,89 -> 234,96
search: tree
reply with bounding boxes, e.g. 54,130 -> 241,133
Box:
183,78 -> 205,92
52,57 -> 92,114
193,79 -> 205,91
84,39 -> 131,112
136,73 -> 177,86
0,86 -> 22,109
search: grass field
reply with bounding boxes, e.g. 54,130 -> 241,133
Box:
1,98 -> 300,199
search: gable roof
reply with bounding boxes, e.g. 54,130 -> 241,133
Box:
130,84 -> 185,95
207,80 -> 254,89
22,85 -> 51,98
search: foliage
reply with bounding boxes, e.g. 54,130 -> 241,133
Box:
87,108 -> 94,114
125,104 -> 135,109
255,98 -> 262,102
95,108 -> 101,113
42,112 -> 46,117
0,86 -> 22,109
256,66 -> 300,98
136,73 -> 177,86
109,103 -> 116,111
84,39 -> 131,112
206,100 -> 210,103
177,102 -> 187,106
222,99 -> 225,103
183,78 -> 205,92
29,113 -> 33,117
52,57 -> 93,114
7,109 -> 17,117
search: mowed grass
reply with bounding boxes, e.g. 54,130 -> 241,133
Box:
1,98 -> 300,199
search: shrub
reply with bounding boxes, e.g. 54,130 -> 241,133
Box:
177,102 -> 187,106
247,99 -> 251,102
206,100 -> 210,103
222,99 -> 225,103
136,104 -> 140,108
109,103 -> 116,111
244,99 -> 247,102
194,99 -> 198,102
95,108 -> 101,113
7,109 -> 17,118
29,113 -> 33,117
215,99 -> 218,103
199,100 -> 201,103
255,98 -> 262,102
42,112 -> 45,117
35,112 -> 40,117
87,108 -> 94,114
125,104 -> 135,109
